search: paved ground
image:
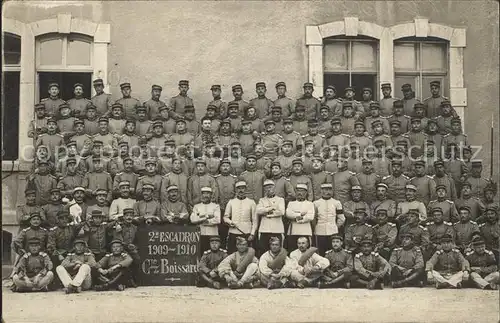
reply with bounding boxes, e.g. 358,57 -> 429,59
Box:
3,286 -> 499,323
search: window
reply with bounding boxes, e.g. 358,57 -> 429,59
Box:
323,37 -> 379,100
2,32 -> 21,160
394,38 -> 449,100
36,33 -> 93,71
38,72 -> 92,101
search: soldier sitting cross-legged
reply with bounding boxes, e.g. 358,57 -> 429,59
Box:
94,239 -> 133,291
56,239 -> 97,294
218,236 -> 260,289
289,237 -> 330,288
259,237 -> 298,289
351,238 -> 391,290
319,234 -> 353,289
389,233 -> 425,288
197,236 -> 228,289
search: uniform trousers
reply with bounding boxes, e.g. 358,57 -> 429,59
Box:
56,264 -> 92,290
95,268 -> 131,290
391,267 -> 424,285
470,272 -> 500,289
431,270 -> 464,287
13,272 -> 54,291
290,269 -> 323,285
223,263 -> 259,284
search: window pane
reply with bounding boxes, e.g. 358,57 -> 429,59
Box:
422,43 -> 447,71
394,75 -> 417,98
351,74 -> 377,101
351,42 -> 377,71
39,37 -> 63,66
3,33 -> 21,65
394,43 -> 417,71
67,36 -> 91,66
2,72 -> 20,160
422,77 -> 446,99
323,73 -> 349,96
324,42 -> 348,71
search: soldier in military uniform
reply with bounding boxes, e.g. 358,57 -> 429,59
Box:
116,83 -> 142,120
281,118 -> 303,154
332,158 -> 360,204
90,79 -> 112,117
109,181 -> 137,220
94,240 -> 133,291
426,234 -> 469,289
345,208 -> 374,253
56,239 -> 97,293
261,119 -> 283,159
135,159 -> 162,201
207,84 -> 227,119
190,187 -> 221,252
84,105 -> 100,135
41,82 -> 66,118
389,233 -> 425,288
370,183 -> 397,223
133,183 -> 161,225
238,155 -> 266,203
13,212 -> 49,258
228,84 -> 249,117
340,102 -> 358,135
379,83 -> 400,117
56,103 -> 76,141
435,100 -> 455,135
479,207 -> 500,261
443,117 -> 468,148
248,82 -> 273,118
319,234 -> 352,288
466,237 -> 499,290
256,180 -> 286,255
389,119 -> 410,148
344,186 -> 371,225
428,185 -> 459,223
142,84 -> 164,119
160,185 -> 189,224
320,85 -> 342,118
423,81 -> 454,119
365,102 -> 390,136
17,189 -> 46,230
292,105 -> 309,136
47,210 -> 84,270
467,160 -> 496,199
454,206 -> 480,253
196,236 -> 227,289
289,160 -> 313,201
398,210 -> 430,250
456,182 -> 486,223
406,117 -> 427,159
296,82 -> 321,120
82,157 -> 113,204
12,237 -> 54,292
36,117 -> 64,161
396,184 -> 427,224
325,117 -> 350,148
273,82 -> 295,118
218,236 -> 260,289
352,239 -> 391,289
269,161 -> 296,207
387,100 -> 410,133
28,103 -> 49,145
400,84 -> 420,117
373,209 -> 398,260
426,207 -> 455,260
82,210 -> 115,261
285,184 -> 314,249
409,160 -> 436,205
70,119 -> 93,156
67,83 -> 91,118
356,159 -> 380,205
187,159 -> 219,208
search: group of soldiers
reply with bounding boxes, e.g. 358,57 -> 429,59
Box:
11,78 -> 499,292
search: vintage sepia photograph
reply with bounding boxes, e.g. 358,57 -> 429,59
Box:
1,1 -> 499,322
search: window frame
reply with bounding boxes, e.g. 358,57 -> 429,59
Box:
394,38 -> 449,101
36,33 -> 94,73
3,32 -> 21,72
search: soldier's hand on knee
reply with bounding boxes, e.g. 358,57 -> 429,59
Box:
209,270 -> 218,278
426,271 -> 434,282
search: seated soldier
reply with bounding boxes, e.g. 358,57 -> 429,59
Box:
197,236 -> 228,289
345,208 -> 374,253
94,240 -> 133,291
12,237 -> 54,292
425,233 -> 470,289
389,233 -> 425,288
289,237 -> 330,288
56,239 -> 97,294
13,212 -> 49,257
466,237 -> 499,290
218,237 -> 260,289
319,234 -> 353,289
352,239 -> 391,290
372,209 -> 397,260
259,236 -> 298,289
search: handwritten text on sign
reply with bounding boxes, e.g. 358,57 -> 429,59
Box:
137,224 -> 200,286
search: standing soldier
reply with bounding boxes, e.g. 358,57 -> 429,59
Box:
400,84 -> 420,117
223,181 -> 258,253
238,155 -> 266,203
406,117 -> 428,159
356,159 -> 380,204
428,186 -> 459,223
135,106 -> 153,137
372,209 -> 398,260
256,180 -> 286,255
431,161 -> 457,200
365,102 -> 390,136
273,82 -> 295,118
409,160 -> 436,205
389,233 -> 425,288
168,80 -> 193,119
160,157 -> 189,203
426,207 -> 455,260
352,239 -> 391,289
309,156 -> 332,201
187,159 -> 219,208
144,85 -> 165,119
135,159 -> 162,201
285,184 -> 315,248
67,83 -> 91,118
455,183 -> 486,222
360,87 -> 375,117
12,238 -> 54,292
467,161 -> 496,199
281,118 -> 303,154
423,81 -> 454,119
388,100 -> 410,133
41,83 -> 66,118
289,159 -> 313,201
208,85 -> 227,119
35,118 -> 64,161
325,118 -> 350,151
112,157 -> 139,197
217,237 -> 260,289
435,100 -> 456,135
28,104 -> 49,145
344,209 -> 374,253
383,160 -> 410,203
292,105 -> 309,136
426,234 -> 469,289
341,87 -> 364,119
321,85 -> 342,117
228,84 -> 249,117
466,237 -> 499,290
215,159 -> 237,243
332,158 -> 360,204
84,105 -> 100,136
396,185 -> 427,224
26,160 -> 58,205
379,83 -> 399,117
296,82 -> 321,120
442,117 -> 468,148
344,186 -> 371,225
190,187 -> 221,252
91,79 -> 112,117
56,239 -> 97,294
479,207 -> 500,261
93,117 -> 118,157
115,83 -> 141,120
425,120 -> 444,158
370,183 -> 397,223
261,120 -> 283,159
313,183 -> 345,255
249,82 -> 273,119
453,206 -> 480,253
269,162 -> 296,206
319,234 -> 353,288
196,236 -> 227,289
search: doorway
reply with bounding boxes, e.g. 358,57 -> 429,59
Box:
38,72 -> 92,101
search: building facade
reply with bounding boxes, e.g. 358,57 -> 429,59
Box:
1,1 -> 499,261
